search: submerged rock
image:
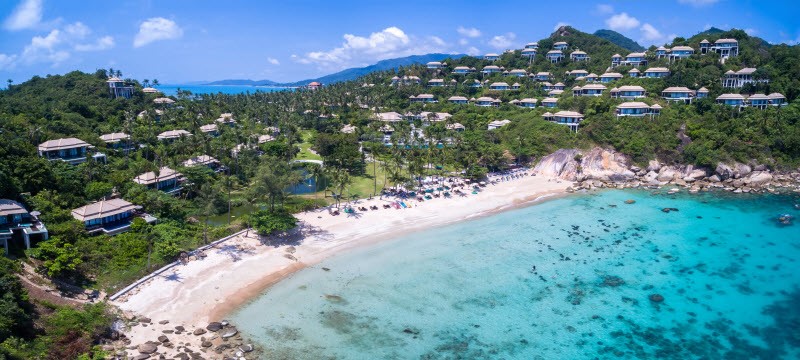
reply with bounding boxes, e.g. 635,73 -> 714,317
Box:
649,294 -> 665,303
624,200 -> 636,204
601,275 -> 625,287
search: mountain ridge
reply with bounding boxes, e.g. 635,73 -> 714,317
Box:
592,29 -> 646,52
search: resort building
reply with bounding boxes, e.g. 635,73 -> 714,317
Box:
481,65 -> 503,74
142,87 -> 159,94
628,68 -> 640,78
107,77 -> 133,99
427,79 -> 445,87
38,138 -> 95,165
416,112 -> 452,123
448,96 -> 469,104
487,119 -> 511,130
446,123 -> 465,132
475,97 -> 501,107
341,124 -> 357,134
182,155 -> 222,172
746,94 -> 771,109
133,167 -> 184,195
453,66 -> 475,74
570,50 -> 589,61
722,68 -> 763,88
611,54 -> 622,67
541,97 -> 558,108
484,53 -> 500,61
512,82 -> 521,90
508,69 -> 528,77
709,38 -> 739,59
611,85 -> 647,99
697,87 -> 709,99
599,72 -> 623,83
546,50 -> 564,63
258,134 -> 275,144
568,70 -> 589,78
548,89 -> 564,96
615,102 -> 652,117
71,198 -> 156,236
409,94 -> 437,103
524,42 -> 539,50
553,42 -> 568,50
584,73 -> 598,82
662,87 -> 696,104
153,97 -> 176,105
138,109 -> 164,121
517,98 -> 538,108
216,113 -> 237,126
521,48 -> 538,58
306,82 -> 322,90
100,132 -> 135,152
466,79 -> 483,88
157,130 -> 191,141
548,111 -> 584,132
621,52 -> 648,67
375,112 -> 404,122
573,84 -> 607,97
533,72 -> 552,81
669,46 -> 695,61
656,46 -> 668,59
716,93 -> 747,107
1,200 -> 48,255
391,76 -> 421,85
426,61 -> 445,69
769,93 -> 787,107
644,67 -> 670,78
200,124 -> 219,136
489,82 -> 510,91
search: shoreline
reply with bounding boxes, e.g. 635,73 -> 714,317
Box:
112,174 -> 570,358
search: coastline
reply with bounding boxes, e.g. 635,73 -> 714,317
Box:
112,174 -> 570,357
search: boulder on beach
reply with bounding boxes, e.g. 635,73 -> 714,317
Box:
193,328 -> 207,335
137,342 -> 158,354
157,335 -> 169,343
206,322 -> 223,332
222,328 -> 239,339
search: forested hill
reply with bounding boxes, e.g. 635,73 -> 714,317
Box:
593,29 -> 646,52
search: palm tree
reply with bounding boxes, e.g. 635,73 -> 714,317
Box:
143,79 -> 150,88
309,163 -> 325,204
152,79 -> 160,87
196,184 -> 216,244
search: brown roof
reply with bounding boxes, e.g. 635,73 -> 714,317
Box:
182,155 -> 219,167
38,138 -> 91,151
0,199 -> 28,216
157,130 -> 191,139
133,167 -> 181,185
617,102 -> 650,109
72,199 -> 138,222
99,133 -> 130,143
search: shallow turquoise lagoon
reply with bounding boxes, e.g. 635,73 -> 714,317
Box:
231,190 -> 800,359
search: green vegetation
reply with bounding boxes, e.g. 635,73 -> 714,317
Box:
593,29 -> 646,52
0,26 -> 798,354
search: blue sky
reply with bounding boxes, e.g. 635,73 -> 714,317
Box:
1,0 -> 798,84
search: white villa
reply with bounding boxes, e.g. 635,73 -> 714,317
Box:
487,119 -> 511,130
157,130 -> 191,141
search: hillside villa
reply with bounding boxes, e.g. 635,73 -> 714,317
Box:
38,138 -> 99,165
1,200 -> 48,255
133,167 -> 184,195
71,198 -> 156,236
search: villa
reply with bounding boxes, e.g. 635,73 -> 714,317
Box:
392,75 -> 421,85
697,87 -> 709,99
599,72 -> 623,83
521,48 -> 538,57
142,87 -> 159,94
533,72 -> 552,81
616,102 -> 653,117
669,46 -> 695,61
427,79 -> 445,87
453,66 -> 475,74
584,73 -> 599,82
375,112 -> 403,122
516,98 -> 538,108
709,38 -> 739,59
508,69 -> 528,77
662,87 -> 696,103
746,94 -> 771,109
769,93 -> 787,107
570,50 -> 589,61
656,46 -> 668,59
153,97 -> 176,105
489,82 -> 510,90
569,70 -> 589,78
482,65 -> 503,74
467,79 -> 483,88
183,155 -> 222,172
426,61 -> 446,69
484,53 -> 500,61
133,167 -> 184,195
100,132 -> 135,152
644,67 -> 670,78
216,113 -> 237,126
448,96 -> 469,104
38,138 -> 97,165
549,111 -> 584,132
416,112 -> 452,123
552,82 -> 565,90
546,50 -> 564,63
487,119 -> 511,130
446,123 -> 465,132
107,77 -> 134,99
410,94 -> 437,103
258,134 -> 275,144
307,82 -> 322,90
553,41 -> 568,50
573,83 -> 607,97
611,85 -> 647,99
512,82 -> 521,90
541,97 -> 558,108
628,68 -> 640,78
611,54 -> 622,67
716,93 -> 747,107
524,42 -> 539,50
475,97 -> 501,107
200,124 -> 219,136
621,52 -> 648,67
157,130 -> 191,141
1,200 -> 48,255
548,89 -> 564,96
138,109 -> 164,121
722,68 -> 763,88
542,82 -> 555,91
72,198 -> 156,236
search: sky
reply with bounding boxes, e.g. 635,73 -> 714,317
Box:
0,0 -> 798,84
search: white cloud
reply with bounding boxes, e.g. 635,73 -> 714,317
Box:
553,22 -> 569,31
64,22 -> 90,38
297,26 -> 448,69
0,53 -> 18,70
457,26 -> 481,38
677,0 -> 718,7
458,38 -> 468,46
75,36 -> 114,51
267,57 -> 280,65
639,23 -> 670,45
133,17 -> 183,48
596,4 -> 614,14
606,13 -> 640,31
3,0 -> 42,31
488,32 -> 516,49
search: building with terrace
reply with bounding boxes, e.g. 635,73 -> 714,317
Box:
615,102 -> 659,117
541,97 -> 559,108
427,79 -> 445,87
548,111 -> 584,132
709,38 -> 739,59
573,84 -> 607,97
611,53 -> 622,67
716,93 -> 747,107
768,93 -> 787,107
484,53 -> 500,61
157,130 -> 191,141
568,70 -> 588,78
489,82 -> 511,90
1,200 -> 48,255
546,50 -> 564,63
107,77 -> 134,99
200,124 -> 219,136
599,72 -> 623,83
669,46 -> 695,61
628,68 -> 640,78
100,132 -> 135,152
453,66 -> 475,74
38,138 -> 96,165
133,167 -> 184,195
570,50 -> 589,61
662,87 -> 696,104
697,87 -> 709,99
426,61 -> 445,69
375,112 -> 403,122
656,46 -> 668,59
446,123 -> 465,132
533,72 -> 552,81
72,198 -> 156,236
644,67 -> 670,78
516,98 -> 538,108
410,94 -> 437,103
521,48 -> 537,58
475,97 -> 501,107
508,69 -> 528,77
553,42 -> 569,50
621,52 -> 648,67
487,119 -> 511,130
611,85 -> 647,99
481,65 -> 503,74
524,42 -> 539,50
182,155 -> 222,171
722,68 -> 763,88
448,96 -> 469,104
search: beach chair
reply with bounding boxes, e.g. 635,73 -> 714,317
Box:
400,201 -> 407,208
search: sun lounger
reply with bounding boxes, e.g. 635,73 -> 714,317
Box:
400,201 -> 407,208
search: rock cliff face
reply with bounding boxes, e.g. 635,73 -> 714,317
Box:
532,148 -> 800,194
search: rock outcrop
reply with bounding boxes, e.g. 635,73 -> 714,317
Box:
532,147 -> 633,182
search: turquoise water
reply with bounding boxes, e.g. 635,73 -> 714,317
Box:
157,84 -> 292,96
231,190 -> 800,359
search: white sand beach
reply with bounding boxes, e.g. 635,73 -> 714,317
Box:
113,174 -> 570,357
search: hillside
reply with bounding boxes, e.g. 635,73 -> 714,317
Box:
593,29 -> 645,52
205,53 -> 465,87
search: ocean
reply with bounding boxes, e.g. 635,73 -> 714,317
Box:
156,84 -> 293,96
230,189 -> 800,359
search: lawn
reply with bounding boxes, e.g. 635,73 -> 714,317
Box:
294,129 -> 323,161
